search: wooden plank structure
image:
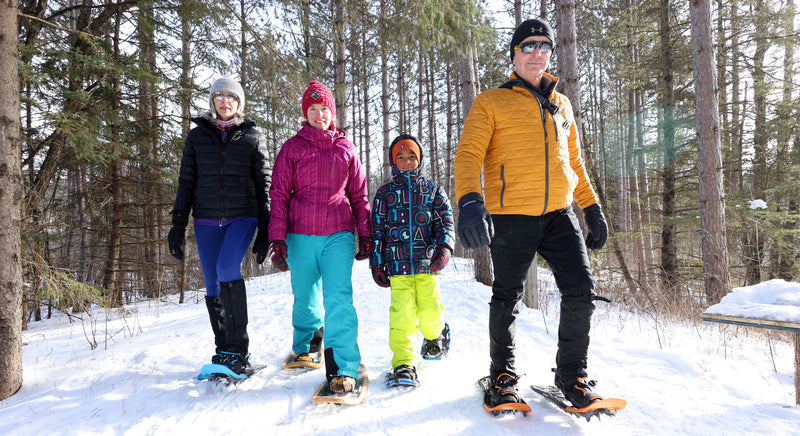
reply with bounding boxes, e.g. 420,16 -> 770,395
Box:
700,312 -> 800,405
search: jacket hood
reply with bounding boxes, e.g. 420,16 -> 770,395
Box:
389,134 -> 425,183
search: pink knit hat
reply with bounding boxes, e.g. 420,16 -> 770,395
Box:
301,81 -> 336,119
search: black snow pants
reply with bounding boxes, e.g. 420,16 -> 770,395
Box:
488,208 -> 595,379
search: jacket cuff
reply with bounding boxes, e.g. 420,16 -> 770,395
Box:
458,192 -> 484,208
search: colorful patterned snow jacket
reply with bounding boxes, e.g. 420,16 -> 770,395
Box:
454,72 -> 599,215
370,154 -> 455,276
269,122 -> 370,241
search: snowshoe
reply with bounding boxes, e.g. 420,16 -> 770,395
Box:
530,384 -> 626,421
421,323 -> 450,360
312,364 -> 369,405
282,350 -> 323,369
553,368 -> 603,409
385,365 -> 419,388
477,373 -> 531,416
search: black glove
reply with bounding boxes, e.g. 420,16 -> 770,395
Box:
252,215 -> 270,264
582,203 -> 608,250
167,210 -> 188,260
457,192 -> 493,250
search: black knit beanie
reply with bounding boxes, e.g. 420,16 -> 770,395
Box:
510,18 -> 555,61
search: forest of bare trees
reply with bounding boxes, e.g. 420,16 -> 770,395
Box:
3,0 -> 799,398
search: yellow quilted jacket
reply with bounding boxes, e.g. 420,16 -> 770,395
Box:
454,72 -> 598,216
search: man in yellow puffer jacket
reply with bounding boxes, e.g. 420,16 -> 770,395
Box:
454,18 -> 610,411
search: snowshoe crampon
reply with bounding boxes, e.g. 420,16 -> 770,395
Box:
530,385 -> 626,421
282,351 -> 323,370
197,363 -> 265,384
312,364 -> 369,405
477,376 -> 531,417
385,365 -> 419,388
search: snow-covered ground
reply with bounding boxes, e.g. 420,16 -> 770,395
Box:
3,258 -> 799,435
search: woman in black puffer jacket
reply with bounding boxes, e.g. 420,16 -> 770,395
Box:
168,77 -> 271,377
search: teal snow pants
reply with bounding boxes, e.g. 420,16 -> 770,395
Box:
287,231 -> 361,378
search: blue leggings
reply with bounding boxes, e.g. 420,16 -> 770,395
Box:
194,219 -> 256,297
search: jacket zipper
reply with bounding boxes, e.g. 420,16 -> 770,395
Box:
407,176 -> 414,271
538,98 -> 550,215
218,125 -> 236,226
500,164 -> 505,208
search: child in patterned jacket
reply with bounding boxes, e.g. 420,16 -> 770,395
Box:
370,134 -> 455,387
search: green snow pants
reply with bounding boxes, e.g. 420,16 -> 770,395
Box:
388,274 -> 445,367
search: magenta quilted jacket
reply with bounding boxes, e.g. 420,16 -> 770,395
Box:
268,123 -> 370,241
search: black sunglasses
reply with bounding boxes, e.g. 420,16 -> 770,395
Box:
515,40 -> 553,54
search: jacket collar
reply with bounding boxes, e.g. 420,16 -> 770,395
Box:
391,156 -> 425,185
296,122 -> 347,146
192,112 -> 253,133
196,110 -> 244,126
508,72 -> 558,99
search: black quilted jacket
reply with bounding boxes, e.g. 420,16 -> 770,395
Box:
172,113 -> 271,223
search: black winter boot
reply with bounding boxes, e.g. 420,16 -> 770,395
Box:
324,347 -> 339,381
488,298 -> 521,375
205,296 -> 226,355
554,368 -> 603,409
555,294 -> 594,373
484,372 -> 522,407
421,323 -> 450,360
218,280 -> 250,374
213,351 -> 251,375
309,326 -> 324,354
387,365 -> 418,387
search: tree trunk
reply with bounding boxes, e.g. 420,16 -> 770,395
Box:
103,12 -> 124,307
361,29 -> 372,191
458,37 -> 491,286
427,49 -> 439,182
139,0 -> 161,299
380,0 -> 391,181
333,0 -> 348,128
659,0 -> 679,295
0,0 -> 23,400
635,89 -> 654,284
729,2 -> 743,197
690,0 -> 731,304
445,61 -> 454,196
176,0 -> 193,303
239,0 -> 247,86
743,0 -> 769,285
771,0 -> 796,280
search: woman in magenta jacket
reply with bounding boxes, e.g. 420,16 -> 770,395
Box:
268,81 -> 371,394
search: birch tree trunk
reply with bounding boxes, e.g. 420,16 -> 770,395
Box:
0,0 -> 23,401
690,0 -> 731,304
